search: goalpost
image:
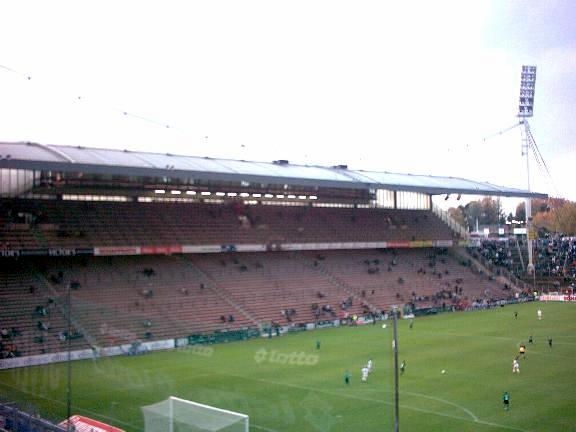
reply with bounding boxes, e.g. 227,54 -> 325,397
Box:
141,396 -> 249,432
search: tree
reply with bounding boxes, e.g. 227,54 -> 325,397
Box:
479,197 -> 505,225
515,202 -> 525,222
532,199 -> 576,235
556,202 -> 576,234
449,196 -> 505,230
519,198 -> 576,235
447,207 -> 465,226
462,201 -> 482,229
516,198 -> 562,221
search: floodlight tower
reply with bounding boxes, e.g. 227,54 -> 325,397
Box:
517,65 -> 537,275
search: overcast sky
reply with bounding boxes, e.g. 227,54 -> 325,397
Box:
1,0 -> 575,212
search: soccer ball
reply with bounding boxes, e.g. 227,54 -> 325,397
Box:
441,369 -> 446,374
382,324 -> 387,329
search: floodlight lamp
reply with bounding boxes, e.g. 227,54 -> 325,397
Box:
518,65 -> 537,118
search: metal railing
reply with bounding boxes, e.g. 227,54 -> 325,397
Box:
0,404 -> 65,432
178,257 -> 263,330
431,204 -> 469,239
454,247 -> 530,292
29,268 -> 98,349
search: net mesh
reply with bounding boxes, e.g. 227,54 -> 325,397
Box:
142,397 -> 248,432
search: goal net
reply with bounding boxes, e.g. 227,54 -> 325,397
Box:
141,396 -> 249,432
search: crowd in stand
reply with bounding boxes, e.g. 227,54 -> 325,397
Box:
534,236 -> 576,280
0,327 -> 21,358
3,244 -> 532,359
473,235 -> 576,283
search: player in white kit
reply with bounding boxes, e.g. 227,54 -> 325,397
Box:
512,359 -> 520,374
361,366 -> 369,382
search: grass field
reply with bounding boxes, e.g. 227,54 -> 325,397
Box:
1,301 -> 575,431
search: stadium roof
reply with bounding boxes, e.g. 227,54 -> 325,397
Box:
0,141 -> 546,198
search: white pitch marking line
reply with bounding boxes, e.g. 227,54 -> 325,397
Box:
220,371 -> 530,432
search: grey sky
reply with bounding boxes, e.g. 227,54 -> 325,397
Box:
1,0 -> 574,211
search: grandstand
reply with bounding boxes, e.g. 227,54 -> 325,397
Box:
0,141 -> 550,430
0,141 -> 547,358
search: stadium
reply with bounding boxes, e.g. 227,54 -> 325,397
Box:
2,3 -> 576,431
1,140 -> 574,432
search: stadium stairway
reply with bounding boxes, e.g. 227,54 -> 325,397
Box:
29,265 -> 98,349
176,257 -> 263,330
291,252 -> 380,314
452,247 -> 528,293
0,262 -> 90,357
186,252 -> 369,326
60,255 -> 257,344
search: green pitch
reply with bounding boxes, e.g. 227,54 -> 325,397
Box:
1,302 -> 575,431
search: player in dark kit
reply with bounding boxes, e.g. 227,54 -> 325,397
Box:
519,344 -> 526,359
502,391 -> 510,410
344,370 -> 351,385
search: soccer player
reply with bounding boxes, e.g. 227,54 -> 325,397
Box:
537,309 -> 542,320
514,311 -> 518,319
502,391 -> 510,410
519,343 -> 526,359
367,359 -> 373,373
528,335 -> 533,344
548,338 -> 553,348
344,370 -> 351,385
91,346 -> 100,361
316,340 -> 321,350
512,359 -> 520,374
361,366 -> 369,382
400,360 -> 406,375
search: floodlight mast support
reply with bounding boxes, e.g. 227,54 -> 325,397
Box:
517,65 -> 537,276
521,119 -> 534,274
